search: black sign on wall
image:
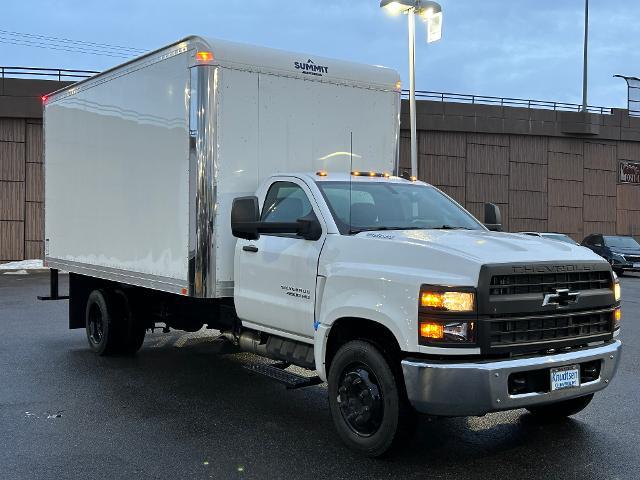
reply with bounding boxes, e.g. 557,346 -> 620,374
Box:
620,160 -> 640,184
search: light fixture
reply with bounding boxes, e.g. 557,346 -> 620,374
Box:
379,0 -> 443,179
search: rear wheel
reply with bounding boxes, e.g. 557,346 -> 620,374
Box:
328,340 -> 415,457
85,289 -> 120,356
526,394 -> 594,420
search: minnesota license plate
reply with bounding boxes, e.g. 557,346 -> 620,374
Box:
550,365 -> 581,391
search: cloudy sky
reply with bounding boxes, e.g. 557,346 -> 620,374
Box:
2,0 -> 638,108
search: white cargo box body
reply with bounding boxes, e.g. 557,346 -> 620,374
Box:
44,36 -> 400,298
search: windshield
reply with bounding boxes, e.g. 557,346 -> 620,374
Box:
316,181 -> 485,234
604,236 -> 640,249
542,234 -> 578,245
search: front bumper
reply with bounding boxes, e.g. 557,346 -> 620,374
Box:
611,259 -> 639,271
401,340 -> 621,416
618,265 -> 640,272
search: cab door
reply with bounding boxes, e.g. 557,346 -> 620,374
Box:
234,179 -> 325,340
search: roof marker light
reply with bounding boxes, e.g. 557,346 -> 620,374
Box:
316,170 -> 328,177
351,171 -> 392,178
41,95 -> 48,104
196,51 -> 214,62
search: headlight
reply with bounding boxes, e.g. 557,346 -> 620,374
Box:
610,254 -> 626,265
419,320 -> 476,343
420,289 -> 475,312
418,286 -> 476,344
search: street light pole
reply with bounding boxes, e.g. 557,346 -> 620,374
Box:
408,8 -> 418,178
380,0 -> 442,180
582,0 -> 589,111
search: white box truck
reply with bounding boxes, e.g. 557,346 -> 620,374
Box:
43,36 -> 622,456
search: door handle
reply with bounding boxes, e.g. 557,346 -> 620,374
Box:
243,245 -> 259,253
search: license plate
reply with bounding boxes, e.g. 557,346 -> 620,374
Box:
550,365 -> 581,391
634,263 -> 640,268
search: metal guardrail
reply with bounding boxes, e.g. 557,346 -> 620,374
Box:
403,90 -> 613,115
0,66 -> 98,81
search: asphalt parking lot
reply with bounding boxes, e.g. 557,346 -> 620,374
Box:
0,272 -> 638,480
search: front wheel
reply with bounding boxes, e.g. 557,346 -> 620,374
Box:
327,340 -> 414,457
526,394 -> 594,420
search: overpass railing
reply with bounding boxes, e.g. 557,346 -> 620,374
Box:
0,66 -> 98,81
403,90 -> 613,115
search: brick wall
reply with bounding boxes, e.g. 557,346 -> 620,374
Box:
400,131 -> 640,241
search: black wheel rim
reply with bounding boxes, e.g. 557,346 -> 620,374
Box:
87,304 -> 104,346
337,362 -> 384,437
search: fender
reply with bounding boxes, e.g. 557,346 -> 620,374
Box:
313,306 -> 409,382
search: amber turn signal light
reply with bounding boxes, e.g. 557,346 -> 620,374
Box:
420,322 -> 445,340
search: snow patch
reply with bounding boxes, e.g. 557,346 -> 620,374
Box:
0,259 -> 44,270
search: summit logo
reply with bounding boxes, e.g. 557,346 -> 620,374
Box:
294,59 -> 329,77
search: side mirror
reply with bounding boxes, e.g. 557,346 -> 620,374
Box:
297,212 -> 323,241
484,203 -> 502,232
231,196 -> 260,240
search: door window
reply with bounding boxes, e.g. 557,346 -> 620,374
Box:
261,182 -> 313,228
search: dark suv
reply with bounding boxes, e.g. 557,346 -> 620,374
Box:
582,234 -> 640,275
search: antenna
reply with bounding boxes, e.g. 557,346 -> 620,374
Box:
349,131 -> 353,234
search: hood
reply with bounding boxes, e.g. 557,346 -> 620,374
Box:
357,229 -> 604,265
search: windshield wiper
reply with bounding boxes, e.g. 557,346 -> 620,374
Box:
349,226 -> 423,235
432,225 -> 473,230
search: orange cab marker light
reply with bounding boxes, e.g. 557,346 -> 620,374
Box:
316,170 -> 328,177
352,171 -> 361,176
410,176 -> 417,182
420,322 -> 444,339
383,172 -> 391,178
196,51 -> 214,62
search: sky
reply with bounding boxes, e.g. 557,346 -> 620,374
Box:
1,0 -> 639,109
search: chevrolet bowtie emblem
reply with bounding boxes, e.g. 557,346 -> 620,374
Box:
542,288 -> 580,308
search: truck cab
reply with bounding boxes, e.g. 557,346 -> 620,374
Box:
231,171 -> 622,456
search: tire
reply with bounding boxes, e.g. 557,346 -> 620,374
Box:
526,393 -> 594,420
85,289 -> 121,356
111,290 -> 146,354
328,340 -> 415,457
